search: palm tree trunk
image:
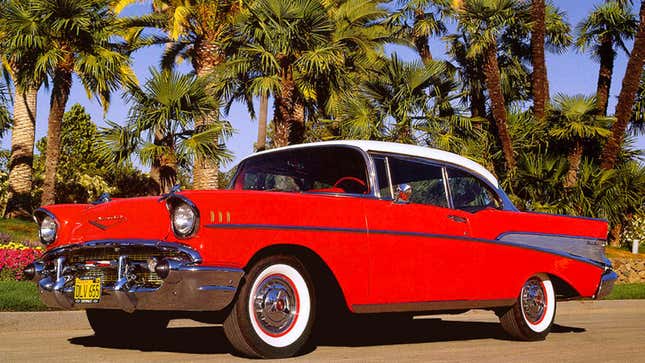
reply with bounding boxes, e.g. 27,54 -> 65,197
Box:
482,42 -> 516,170
273,75 -> 305,147
4,87 -> 37,218
609,223 -> 622,247
413,9 -> 433,64
470,84 -> 487,120
41,67 -> 73,206
596,35 -> 615,116
148,128 -> 165,195
531,0 -> 548,121
564,139 -> 583,188
601,0 -> 645,170
256,93 -> 268,151
159,154 -> 178,194
192,36 -> 223,190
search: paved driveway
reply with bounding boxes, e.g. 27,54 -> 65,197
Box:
1,300 -> 643,362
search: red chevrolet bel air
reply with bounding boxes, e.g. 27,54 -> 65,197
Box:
25,141 -> 616,358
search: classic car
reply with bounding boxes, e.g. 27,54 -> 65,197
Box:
24,140 -> 616,358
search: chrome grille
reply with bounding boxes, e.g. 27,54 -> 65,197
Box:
68,247 -> 183,264
43,243 -> 194,289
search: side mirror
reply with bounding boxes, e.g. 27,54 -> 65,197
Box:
394,183 -> 412,204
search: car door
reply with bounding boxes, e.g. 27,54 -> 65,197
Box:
363,155 -> 476,306
445,166 -> 528,300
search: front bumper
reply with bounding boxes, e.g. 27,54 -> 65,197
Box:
27,240 -> 244,312
594,268 -> 618,299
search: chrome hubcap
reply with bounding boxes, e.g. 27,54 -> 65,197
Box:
253,275 -> 298,336
521,278 -> 546,324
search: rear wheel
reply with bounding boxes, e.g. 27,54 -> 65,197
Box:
499,274 -> 556,341
223,255 -> 315,358
86,309 -> 169,338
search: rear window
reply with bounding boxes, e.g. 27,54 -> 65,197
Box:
232,146 -> 369,195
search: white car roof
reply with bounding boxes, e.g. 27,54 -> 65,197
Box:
242,140 -> 499,188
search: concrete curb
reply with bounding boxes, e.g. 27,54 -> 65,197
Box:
0,311 -> 89,332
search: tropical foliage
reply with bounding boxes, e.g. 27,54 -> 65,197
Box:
0,0 -> 643,248
99,69 -> 232,193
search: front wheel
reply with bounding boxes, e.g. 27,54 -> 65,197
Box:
499,274 -> 556,341
223,255 -> 316,358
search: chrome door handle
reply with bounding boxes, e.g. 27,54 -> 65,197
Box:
448,215 -> 468,223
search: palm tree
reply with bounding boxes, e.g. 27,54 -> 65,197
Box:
445,32 -> 488,119
145,0 -> 240,189
10,0 -> 137,207
531,0 -> 547,120
547,94 -> 612,187
576,1 -> 638,116
225,0 -> 343,147
454,0 -> 519,170
100,69 -> 232,193
0,0 -> 46,217
601,0 -> 645,170
0,71 -> 11,138
356,55 -> 449,143
493,2 -> 571,106
390,0 -> 448,64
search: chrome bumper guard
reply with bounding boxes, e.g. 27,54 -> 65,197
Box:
27,240 -> 244,312
594,268 -> 617,299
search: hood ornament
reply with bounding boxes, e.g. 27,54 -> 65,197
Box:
158,184 -> 181,202
89,215 -> 126,230
91,192 -> 112,205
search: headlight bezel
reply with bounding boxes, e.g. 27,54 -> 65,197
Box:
166,195 -> 200,239
33,208 -> 59,245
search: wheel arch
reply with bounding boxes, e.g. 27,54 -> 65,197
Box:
243,244 -> 352,314
546,273 -> 581,300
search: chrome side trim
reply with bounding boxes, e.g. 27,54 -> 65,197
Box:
496,232 -> 607,266
204,223 -> 607,269
353,298 -> 516,314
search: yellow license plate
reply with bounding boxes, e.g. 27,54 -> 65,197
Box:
74,278 -> 101,303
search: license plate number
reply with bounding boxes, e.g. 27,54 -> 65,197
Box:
74,278 -> 101,303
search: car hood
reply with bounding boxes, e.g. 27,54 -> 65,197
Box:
41,196 -> 172,249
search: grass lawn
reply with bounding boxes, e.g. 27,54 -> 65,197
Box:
0,281 -> 48,311
0,218 -> 39,242
603,283 -> 645,300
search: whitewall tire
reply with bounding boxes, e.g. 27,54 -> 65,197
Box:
223,255 -> 315,358
500,273 -> 556,341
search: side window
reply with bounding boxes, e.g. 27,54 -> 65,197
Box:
372,156 -> 392,199
447,168 -> 502,211
233,147 -> 369,194
388,157 -> 449,208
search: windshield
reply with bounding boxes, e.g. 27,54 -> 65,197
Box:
231,146 -> 369,195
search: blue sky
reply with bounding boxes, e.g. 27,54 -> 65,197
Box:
1,0 -> 643,172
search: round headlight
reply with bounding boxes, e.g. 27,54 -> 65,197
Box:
40,216 -> 57,244
172,203 -> 196,237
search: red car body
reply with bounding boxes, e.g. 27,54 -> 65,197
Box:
26,141 -> 616,358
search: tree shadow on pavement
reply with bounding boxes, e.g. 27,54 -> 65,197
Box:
68,318 -> 586,355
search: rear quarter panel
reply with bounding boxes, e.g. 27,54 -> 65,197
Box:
468,209 -> 607,298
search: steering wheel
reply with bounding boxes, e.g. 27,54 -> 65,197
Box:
333,176 -> 368,194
